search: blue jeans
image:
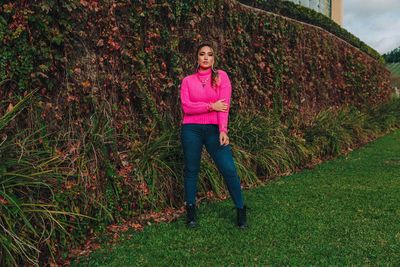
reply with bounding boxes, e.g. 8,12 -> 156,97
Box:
180,123 -> 244,208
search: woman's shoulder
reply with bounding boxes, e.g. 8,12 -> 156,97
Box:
183,72 -> 197,81
217,69 -> 230,81
217,69 -> 227,75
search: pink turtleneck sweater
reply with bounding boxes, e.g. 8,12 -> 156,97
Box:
180,68 -> 232,133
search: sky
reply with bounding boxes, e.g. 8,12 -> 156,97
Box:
343,0 -> 400,55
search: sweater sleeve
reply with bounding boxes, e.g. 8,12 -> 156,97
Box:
180,77 -> 213,115
217,71 -> 232,134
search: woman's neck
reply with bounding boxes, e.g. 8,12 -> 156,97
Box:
197,67 -> 212,76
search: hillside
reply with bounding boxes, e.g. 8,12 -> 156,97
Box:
387,63 -> 400,76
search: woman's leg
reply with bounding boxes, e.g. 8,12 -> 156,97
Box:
204,125 -> 244,208
180,124 -> 203,205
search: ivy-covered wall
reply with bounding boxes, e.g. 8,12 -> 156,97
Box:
1,0 -> 391,130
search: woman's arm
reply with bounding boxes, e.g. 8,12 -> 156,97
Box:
180,77 -> 213,115
217,71 -> 231,133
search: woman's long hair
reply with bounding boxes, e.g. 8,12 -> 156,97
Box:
195,42 -> 220,90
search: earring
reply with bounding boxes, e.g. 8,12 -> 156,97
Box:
212,63 -> 215,72
196,63 -> 199,72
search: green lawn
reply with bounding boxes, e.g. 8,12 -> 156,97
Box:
73,129 -> 400,266
387,63 -> 400,76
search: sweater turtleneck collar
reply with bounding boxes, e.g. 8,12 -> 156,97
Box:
197,67 -> 212,76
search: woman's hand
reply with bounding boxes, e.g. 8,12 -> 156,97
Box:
211,99 -> 228,112
219,132 -> 229,146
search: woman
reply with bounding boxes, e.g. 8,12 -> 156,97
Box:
179,42 -> 248,229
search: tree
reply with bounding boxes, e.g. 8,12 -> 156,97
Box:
383,46 -> 400,63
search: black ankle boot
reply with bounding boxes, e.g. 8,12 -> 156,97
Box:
236,205 -> 247,229
186,203 -> 197,228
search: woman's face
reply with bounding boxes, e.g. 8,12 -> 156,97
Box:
197,46 -> 214,70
